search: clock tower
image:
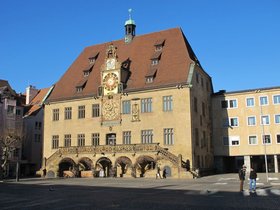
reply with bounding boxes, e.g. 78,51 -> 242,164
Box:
101,44 -> 122,126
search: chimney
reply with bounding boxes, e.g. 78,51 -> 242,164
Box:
26,85 -> 38,104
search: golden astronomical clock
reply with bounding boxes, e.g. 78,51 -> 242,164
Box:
103,72 -> 119,91
102,99 -> 119,121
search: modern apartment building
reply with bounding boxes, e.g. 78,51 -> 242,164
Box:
212,87 -> 280,173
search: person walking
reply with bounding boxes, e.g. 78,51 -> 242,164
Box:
156,166 -> 162,179
162,169 -> 167,179
249,167 -> 257,193
239,165 -> 246,192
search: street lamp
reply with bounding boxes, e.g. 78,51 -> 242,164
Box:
256,90 -> 269,183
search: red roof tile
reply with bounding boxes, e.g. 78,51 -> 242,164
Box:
47,28 -> 200,102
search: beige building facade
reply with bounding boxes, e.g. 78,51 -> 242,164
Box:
42,17 -> 213,178
212,87 -> 280,173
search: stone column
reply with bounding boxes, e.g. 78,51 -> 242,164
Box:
244,155 -> 251,171
274,155 -> 279,173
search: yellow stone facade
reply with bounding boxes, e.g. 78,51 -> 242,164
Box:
212,87 -> 280,173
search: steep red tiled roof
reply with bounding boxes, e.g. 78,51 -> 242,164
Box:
25,88 -> 51,116
48,28 -> 199,102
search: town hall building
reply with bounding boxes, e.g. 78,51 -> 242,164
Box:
42,14 -> 214,178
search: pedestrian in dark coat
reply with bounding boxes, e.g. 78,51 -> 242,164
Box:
249,168 -> 257,192
239,165 -> 246,192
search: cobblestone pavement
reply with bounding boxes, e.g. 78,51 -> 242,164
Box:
1,173 -> 280,210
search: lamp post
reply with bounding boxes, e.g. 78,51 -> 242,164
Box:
256,90 -> 269,183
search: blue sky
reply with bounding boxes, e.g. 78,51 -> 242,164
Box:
1,0 -> 279,93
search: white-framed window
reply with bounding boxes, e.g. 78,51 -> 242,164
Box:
231,137 -> 240,146
276,134 -> 280,144
261,115 -> 270,125
275,114 -> 280,124
223,136 -> 240,146
229,117 -> 239,127
262,134 -> 271,144
164,128 -> 174,145
247,116 -> 256,126
221,99 -> 238,109
248,135 -> 257,145
260,96 -> 268,106
246,97 -> 255,107
273,95 -> 280,104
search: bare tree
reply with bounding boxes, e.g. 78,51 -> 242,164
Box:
0,133 -> 22,179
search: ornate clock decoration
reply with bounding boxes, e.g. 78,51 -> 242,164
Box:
101,43 -> 122,126
102,96 -> 120,122
103,72 -> 119,91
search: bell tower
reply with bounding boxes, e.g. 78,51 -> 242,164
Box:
124,9 -> 136,44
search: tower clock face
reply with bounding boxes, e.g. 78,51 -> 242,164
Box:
106,58 -> 116,70
103,72 -> 119,91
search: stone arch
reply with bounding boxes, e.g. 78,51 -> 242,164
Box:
58,157 -> 76,177
96,157 -> 113,177
115,156 -> 132,177
135,155 -> 156,177
78,157 -> 93,171
163,165 -> 172,177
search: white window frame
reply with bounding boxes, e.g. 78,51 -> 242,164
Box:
248,135 -> 258,145
259,95 -> 269,106
229,117 -> 239,127
276,134 -> 280,144
247,116 -> 256,126
260,115 -> 270,125
246,97 -> 255,107
274,114 -> 280,124
230,136 -> 240,146
262,134 -> 271,145
273,94 -> 280,105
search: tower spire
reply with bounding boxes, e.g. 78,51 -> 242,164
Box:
124,8 -> 136,44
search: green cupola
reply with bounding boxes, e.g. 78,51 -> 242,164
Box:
124,9 -> 136,44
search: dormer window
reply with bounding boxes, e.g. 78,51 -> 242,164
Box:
151,59 -> 159,65
155,45 -> 162,51
146,77 -> 154,83
145,68 -> 157,83
76,78 -> 88,93
88,52 -> 99,64
154,39 -> 165,51
76,87 -> 83,93
83,63 -> 94,77
150,51 -> 161,66
83,70 -> 90,77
